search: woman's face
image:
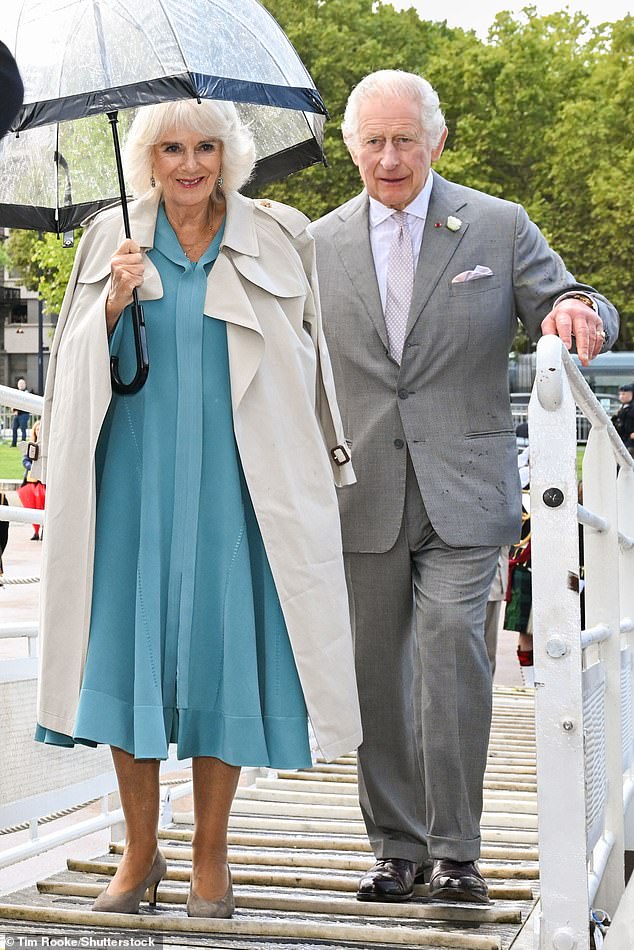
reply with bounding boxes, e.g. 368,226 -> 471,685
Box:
152,128 -> 223,213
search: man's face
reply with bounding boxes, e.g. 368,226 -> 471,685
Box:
349,95 -> 447,210
619,389 -> 633,404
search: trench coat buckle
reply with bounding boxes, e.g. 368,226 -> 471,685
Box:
331,444 -> 351,466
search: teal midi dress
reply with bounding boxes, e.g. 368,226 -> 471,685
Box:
36,206 -> 312,768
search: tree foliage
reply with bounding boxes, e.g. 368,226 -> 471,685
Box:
260,1 -> 634,347
5,1 -> 633,343
6,229 -> 77,317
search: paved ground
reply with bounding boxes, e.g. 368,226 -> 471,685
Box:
0,495 -> 524,897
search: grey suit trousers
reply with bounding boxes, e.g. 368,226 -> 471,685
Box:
345,456 -> 499,863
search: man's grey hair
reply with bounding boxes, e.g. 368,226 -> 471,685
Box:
342,70 -> 446,150
124,99 -> 256,197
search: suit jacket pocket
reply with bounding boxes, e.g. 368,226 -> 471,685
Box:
449,275 -> 501,296
465,428 -> 514,439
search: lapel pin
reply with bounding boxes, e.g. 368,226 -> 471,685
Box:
446,215 -> 462,232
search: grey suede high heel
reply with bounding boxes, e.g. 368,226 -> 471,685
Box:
187,867 -> 235,918
92,850 -> 167,914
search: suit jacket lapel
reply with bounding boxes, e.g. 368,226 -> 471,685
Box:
406,174 -> 469,336
333,195 -> 388,351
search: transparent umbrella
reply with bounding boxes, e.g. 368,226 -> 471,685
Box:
0,0 -> 328,393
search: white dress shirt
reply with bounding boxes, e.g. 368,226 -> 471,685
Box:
369,171 -> 434,313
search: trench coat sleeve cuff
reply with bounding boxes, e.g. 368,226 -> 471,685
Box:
331,451 -> 356,487
316,337 -> 356,487
108,310 -> 125,354
303,236 -> 357,488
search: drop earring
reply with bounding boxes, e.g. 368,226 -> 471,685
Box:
217,172 -> 224,189
150,170 -> 156,188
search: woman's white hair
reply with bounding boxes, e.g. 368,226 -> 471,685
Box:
124,99 -> 256,197
342,70 -> 446,150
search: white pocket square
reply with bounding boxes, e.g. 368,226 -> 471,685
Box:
451,265 -> 494,283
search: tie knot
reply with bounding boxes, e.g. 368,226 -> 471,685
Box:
393,210 -> 408,229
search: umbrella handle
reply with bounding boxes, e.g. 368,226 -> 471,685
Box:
110,290 -> 149,395
107,111 -> 150,395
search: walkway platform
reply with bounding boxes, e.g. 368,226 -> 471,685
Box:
0,688 -> 537,949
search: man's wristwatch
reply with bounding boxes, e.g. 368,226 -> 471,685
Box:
557,291 -> 599,313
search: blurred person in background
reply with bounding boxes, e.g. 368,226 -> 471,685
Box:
611,383 -> 634,456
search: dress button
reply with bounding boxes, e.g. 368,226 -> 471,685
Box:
398,389 -> 409,400
394,439 -> 404,449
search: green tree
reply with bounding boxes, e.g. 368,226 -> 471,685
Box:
253,0 -> 459,218
432,8 -> 593,213
5,229 -> 77,317
5,2 -> 631,346
541,16 -> 634,346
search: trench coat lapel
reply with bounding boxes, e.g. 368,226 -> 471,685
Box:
405,173 -> 469,337
333,194 -> 387,350
113,193 -> 291,410
204,192 -> 267,410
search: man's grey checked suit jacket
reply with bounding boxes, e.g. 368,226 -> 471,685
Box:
310,172 -> 619,553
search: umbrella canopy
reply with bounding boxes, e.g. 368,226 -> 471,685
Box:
0,0 -> 327,233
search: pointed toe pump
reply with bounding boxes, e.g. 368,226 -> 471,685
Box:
92,850 -> 167,914
187,867 -> 235,918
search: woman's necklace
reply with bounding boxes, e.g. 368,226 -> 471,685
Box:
173,202 -> 217,261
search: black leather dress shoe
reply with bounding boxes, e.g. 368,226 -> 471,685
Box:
428,859 -> 489,904
357,858 -> 431,902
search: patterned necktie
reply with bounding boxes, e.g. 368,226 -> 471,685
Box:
384,211 -> 414,364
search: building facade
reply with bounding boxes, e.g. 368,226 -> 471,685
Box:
0,230 -> 56,434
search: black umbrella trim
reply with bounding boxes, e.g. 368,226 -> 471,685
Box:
12,74 -> 328,133
0,200 -> 105,233
0,138 -> 325,233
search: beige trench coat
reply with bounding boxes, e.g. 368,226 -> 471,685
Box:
35,191 -> 362,761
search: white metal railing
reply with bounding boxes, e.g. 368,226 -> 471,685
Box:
1,383 -> 43,444
529,335 -> 634,949
511,389 -> 620,446
0,385 -> 44,528
0,384 -> 43,417
0,766 -> 193,871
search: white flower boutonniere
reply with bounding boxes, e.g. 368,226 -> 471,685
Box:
446,215 -> 462,232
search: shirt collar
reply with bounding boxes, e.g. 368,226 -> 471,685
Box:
153,203 -> 225,268
368,171 -> 434,228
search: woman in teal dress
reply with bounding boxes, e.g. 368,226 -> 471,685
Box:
35,99 -> 360,919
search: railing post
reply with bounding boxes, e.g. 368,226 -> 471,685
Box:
530,336 -> 590,949
618,465 -> 634,851
583,426 -> 625,915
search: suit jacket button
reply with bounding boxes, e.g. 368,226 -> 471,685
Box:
398,389 -> 409,399
394,439 -> 404,449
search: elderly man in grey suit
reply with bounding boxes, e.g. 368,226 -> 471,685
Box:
310,69 -> 618,904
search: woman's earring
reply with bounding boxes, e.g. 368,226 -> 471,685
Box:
217,173 -> 224,189
150,170 -> 156,188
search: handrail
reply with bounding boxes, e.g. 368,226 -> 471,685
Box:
581,624 -> 612,650
0,384 -> 44,416
0,504 -> 44,525
0,622 -> 38,639
530,335 -> 634,949
578,505 -> 609,533
536,336 -> 634,472
577,505 -> 634,550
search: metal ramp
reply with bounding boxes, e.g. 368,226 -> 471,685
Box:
0,687 -> 538,949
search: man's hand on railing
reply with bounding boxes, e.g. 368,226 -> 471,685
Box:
541,296 -> 605,367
